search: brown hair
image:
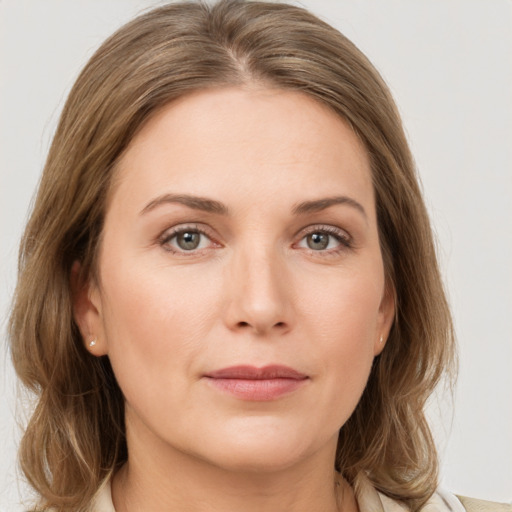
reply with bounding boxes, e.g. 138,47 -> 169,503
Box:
9,1 -> 455,510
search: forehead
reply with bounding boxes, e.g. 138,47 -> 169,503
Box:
111,86 -> 374,216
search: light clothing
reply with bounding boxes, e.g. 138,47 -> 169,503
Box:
89,473 -> 469,511
355,473 -> 466,512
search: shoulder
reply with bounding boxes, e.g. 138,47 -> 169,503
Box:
456,495 -> 512,512
381,488 -> 511,512
354,473 -> 511,512
426,488 -> 512,512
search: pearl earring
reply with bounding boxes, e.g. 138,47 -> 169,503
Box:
380,335 -> 384,344
89,339 -> 97,347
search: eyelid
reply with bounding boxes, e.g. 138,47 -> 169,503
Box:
298,224 -> 351,241
156,222 -> 352,256
158,223 -> 221,254
294,224 -> 353,252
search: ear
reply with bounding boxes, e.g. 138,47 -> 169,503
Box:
70,261 -> 107,356
373,281 -> 395,356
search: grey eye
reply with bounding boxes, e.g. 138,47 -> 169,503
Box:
176,231 -> 201,250
306,232 -> 330,250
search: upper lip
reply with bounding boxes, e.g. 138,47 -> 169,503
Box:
204,365 -> 308,380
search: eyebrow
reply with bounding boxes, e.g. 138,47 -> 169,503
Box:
140,193 -> 229,216
292,196 -> 367,219
140,193 -> 366,219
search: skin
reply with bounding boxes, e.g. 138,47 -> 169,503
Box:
74,86 -> 394,512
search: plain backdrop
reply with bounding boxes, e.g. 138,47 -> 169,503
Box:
1,1 -> 511,510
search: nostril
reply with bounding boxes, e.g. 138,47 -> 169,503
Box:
235,320 -> 287,331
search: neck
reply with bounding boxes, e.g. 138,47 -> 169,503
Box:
111,416 -> 358,512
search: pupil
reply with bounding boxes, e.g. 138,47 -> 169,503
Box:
178,232 -> 200,250
308,232 -> 328,250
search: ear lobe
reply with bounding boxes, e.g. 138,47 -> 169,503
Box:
374,282 -> 396,356
70,261 -> 107,356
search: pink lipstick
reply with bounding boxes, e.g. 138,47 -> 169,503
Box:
203,365 -> 308,401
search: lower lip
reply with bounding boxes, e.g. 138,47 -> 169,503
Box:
204,377 -> 307,401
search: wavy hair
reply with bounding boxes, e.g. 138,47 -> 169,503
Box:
9,1 -> 456,510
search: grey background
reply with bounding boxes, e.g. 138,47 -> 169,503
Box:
1,1 -> 511,510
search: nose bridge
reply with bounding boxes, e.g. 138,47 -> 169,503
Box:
225,237 -> 290,334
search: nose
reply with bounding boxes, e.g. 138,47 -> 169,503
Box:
223,244 -> 292,336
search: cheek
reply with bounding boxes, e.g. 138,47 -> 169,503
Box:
299,265 -> 383,346
296,269 -> 382,413
98,257 -> 222,401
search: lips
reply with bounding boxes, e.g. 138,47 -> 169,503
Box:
203,365 -> 309,401
205,365 -> 307,380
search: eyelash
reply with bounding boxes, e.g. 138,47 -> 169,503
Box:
157,224 -> 352,256
296,225 -> 353,256
158,224 -> 218,255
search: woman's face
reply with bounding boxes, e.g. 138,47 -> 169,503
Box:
78,86 -> 394,473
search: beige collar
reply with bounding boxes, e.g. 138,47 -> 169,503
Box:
354,473 -> 465,511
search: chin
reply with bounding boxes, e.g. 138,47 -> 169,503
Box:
187,420 -> 326,474
209,443 -> 310,474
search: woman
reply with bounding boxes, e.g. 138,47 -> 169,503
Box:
7,1 -> 508,511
